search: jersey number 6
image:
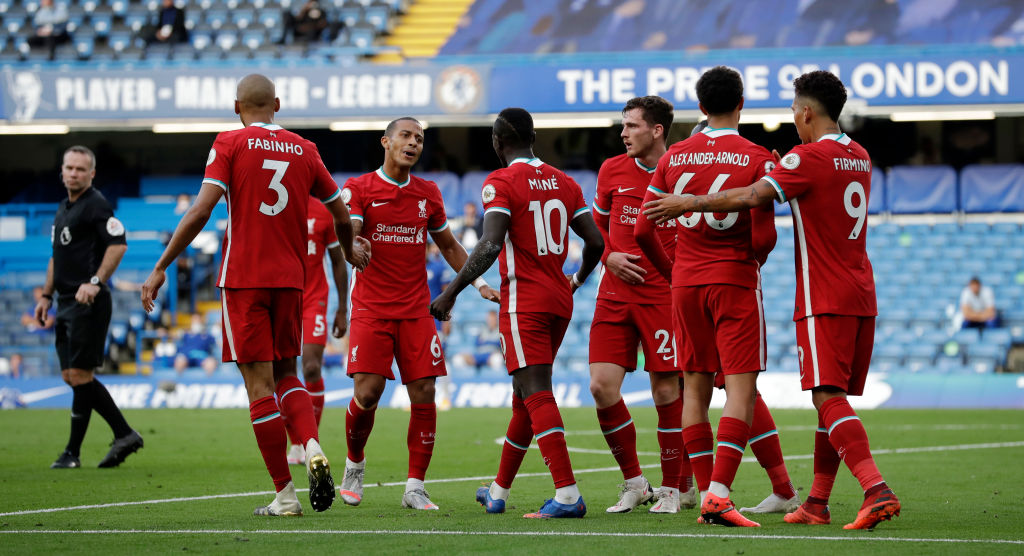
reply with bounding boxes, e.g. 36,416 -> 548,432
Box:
259,159 -> 290,216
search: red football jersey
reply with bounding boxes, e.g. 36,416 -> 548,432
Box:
204,122 -> 340,289
304,196 -> 340,308
764,133 -> 877,319
647,127 -> 775,290
344,168 -> 448,319
593,154 -> 676,305
482,157 -> 588,319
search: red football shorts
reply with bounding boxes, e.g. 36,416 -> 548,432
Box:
499,311 -> 570,374
220,287 -> 302,364
302,294 -> 329,346
795,315 -> 874,396
346,316 -> 447,384
672,284 -> 765,375
589,299 -> 676,373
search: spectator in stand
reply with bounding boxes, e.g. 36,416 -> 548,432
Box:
27,0 -> 70,60
454,310 -> 503,374
959,277 -> 999,329
0,354 -> 22,379
457,202 -> 484,249
173,313 -> 218,374
153,327 -> 177,369
22,287 -> 56,333
174,193 -> 191,215
291,0 -> 329,44
144,0 -> 189,45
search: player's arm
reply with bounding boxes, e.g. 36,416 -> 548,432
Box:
324,197 -> 369,270
431,227 -> 500,302
643,179 -> 779,226
141,182 -> 223,312
568,211 -> 604,294
326,244 -> 349,338
634,186 -> 673,282
84,242 -> 128,304
750,202 -> 777,266
429,211 -> 509,321
34,257 -> 56,325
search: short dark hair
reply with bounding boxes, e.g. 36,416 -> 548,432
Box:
969,277 -> 981,285
696,66 -> 743,116
63,145 -> 96,170
623,96 -> 674,142
494,107 -> 534,148
793,70 -> 847,122
385,117 -> 421,137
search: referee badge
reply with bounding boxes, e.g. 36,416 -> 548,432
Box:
106,217 -> 125,236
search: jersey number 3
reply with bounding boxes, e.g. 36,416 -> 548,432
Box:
259,159 -> 290,216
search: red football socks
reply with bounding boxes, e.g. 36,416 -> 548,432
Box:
305,377 -> 325,428
407,403 -> 436,480
655,397 -> 684,490
809,409 -> 840,502
249,396 -> 291,492
820,397 -> 885,494
345,397 -> 376,463
683,422 -> 714,492
495,394 -> 532,489
524,391 -> 576,488
275,376 -> 318,446
597,398 -> 641,480
749,393 -> 797,498
711,416 -> 749,490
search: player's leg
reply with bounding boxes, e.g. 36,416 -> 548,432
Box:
648,371 -> 691,513
681,371 -> 715,500
739,391 -> 800,514
480,391 -> 532,513
675,286 -> 717,507
52,306 -> 87,468
340,318 -> 394,506
241,360 -> 301,516
699,371 -> 759,527
301,310 -> 328,427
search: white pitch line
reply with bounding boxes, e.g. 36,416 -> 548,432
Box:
0,529 -> 1021,545
2,440 -> 1023,518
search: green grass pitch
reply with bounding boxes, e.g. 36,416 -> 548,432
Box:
1,407 -> 1022,554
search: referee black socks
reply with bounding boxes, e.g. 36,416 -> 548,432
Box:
90,379 -> 133,439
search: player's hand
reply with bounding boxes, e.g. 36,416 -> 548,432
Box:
141,269 -> 166,313
478,285 -> 500,303
606,252 -> 646,285
75,283 -> 100,306
430,292 -> 455,321
332,307 -> 348,338
566,274 -> 581,294
643,191 -> 695,226
34,298 -> 52,327
348,236 -> 371,271
771,149 -> 782,164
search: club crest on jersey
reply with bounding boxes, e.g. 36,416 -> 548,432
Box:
481,184 -> 496,204
341,188 -> 352,204
764,160 -> 776,174
206,148 -> 216,166
350,346 -> 358,362
781,153 -> 801,170
60,226 -> 71,245
106,217 -> 125,236
418,199 -> 427,218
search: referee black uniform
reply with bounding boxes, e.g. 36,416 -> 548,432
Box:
45,147 -> 143,469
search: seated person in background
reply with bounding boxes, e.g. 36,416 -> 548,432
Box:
153,327 -> 177,369
457,202 -> 483,249
960,277 -> 999,329
454,310 -> 503,373
173,313 -> 218,374
174,193 -> 191,215
22,287 -> 56,332
293,0 -> 328,43
0,354 -> 23,379
144,0 -> 189,44
27,0 -> 70,59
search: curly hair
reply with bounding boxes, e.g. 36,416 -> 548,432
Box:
793,70 -> 847,122
493,107 -> 534,148
623,96 -> 674,142
695,66 -> 743,116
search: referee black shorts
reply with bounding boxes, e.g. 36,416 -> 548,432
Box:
55,289 -> 112,371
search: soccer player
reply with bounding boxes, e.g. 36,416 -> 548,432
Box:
141,74 -> 366,516
337,117 -> 499,511
636,66 -> 778,527
588,96 -> 695,514
643,70 -> 900,530
284,195 -> 349,465
430,107 -> 605,519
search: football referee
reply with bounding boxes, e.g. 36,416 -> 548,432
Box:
37,145 -> 144,469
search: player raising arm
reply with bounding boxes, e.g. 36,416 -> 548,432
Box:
430,107 -> 604,519
337,117 -> 499,512
141,74 -> 367,517
643,70 -> 899,531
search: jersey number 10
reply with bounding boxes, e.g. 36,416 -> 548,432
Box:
528,199 -> 568,256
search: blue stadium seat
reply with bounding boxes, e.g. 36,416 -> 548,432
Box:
886,165 -> 958,213
869,166 -> 885,213
565,170 -> 597,206
460,171 -> 490,210
959,164 -> 1024,213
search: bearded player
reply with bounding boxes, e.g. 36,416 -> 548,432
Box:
338,117 -> 499,511
644,70 -> 899,530
431,107 -> 605,518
